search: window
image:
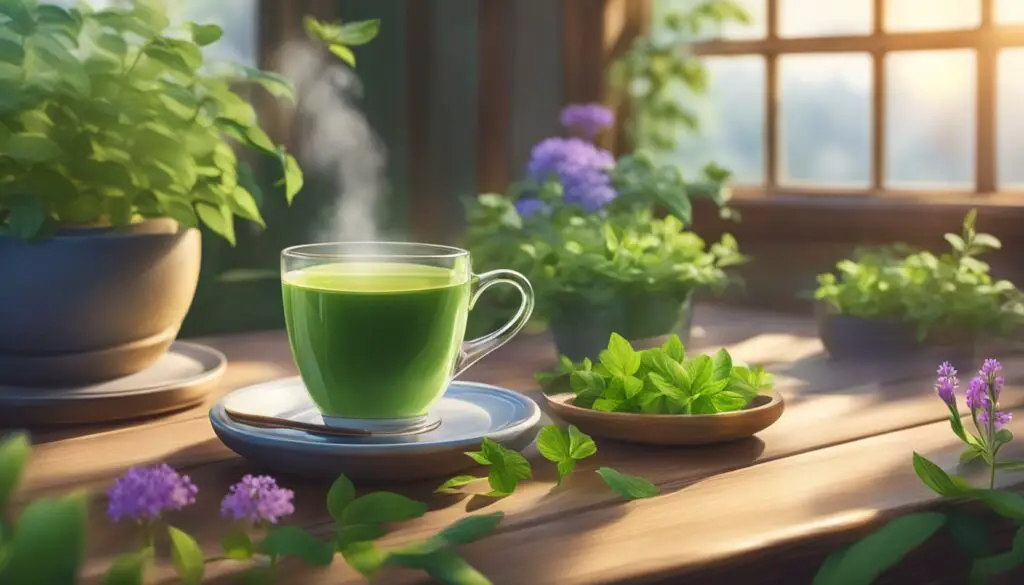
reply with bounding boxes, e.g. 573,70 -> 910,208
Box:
659,0 -> 1024,196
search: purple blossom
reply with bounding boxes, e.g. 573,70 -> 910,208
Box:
935,361 -> 959,407
515,197 -> 547,219
107,464 -> 198,522
560,103 -> 615,138
966,376 -> 990,411
526,137 -> 618,212
221,475 -> 295,525
980,358 -> 1003,381
979,408 -> 1013,430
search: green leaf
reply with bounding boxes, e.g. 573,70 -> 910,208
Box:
945,233 -> 966,253
433,513 -> 504,546
0,433 -> 30,509
477,438 -> 531,495
167,526 -> 204,585
281,152 -> 303,204
0,492 -> 87,585
339,541 -> 385,578
972,233 -> 1002,250
710,348 -> 733,381
143,44 -> 193,77
536,426 -> 570,463
260,526 -> 334,566
972,489 -> 1024,523
600,333 -> 641,377
960,444 -> 985,464
227,186 -> 265,227
196,202 -> 236,246
811,547 -> 847,585
329,44 -> 356,67
0,0 -> 35,36
970,525 -> 1024,584
341,492 -> 428,527
568,425 -> 597,460
3,133 -> 62,163
595,467 -> 659,500
327,474 -> 356,522
221,526 -> 254,560
336,19 -> 382,46
661,335 -> 685,362
5,196 -> 47,240
101,548 -> 153,585
0,38 -> 23,65
684,355 -> 714,392
946,510 -> 992,559
190,23 -> 223,46
241,66 -> 295,102
822,512 -> 946,585
236,161 -> 263,205
464,451 -> 491,466
912,452 -> 971,497
387,549 -> 491,585
435,475 -> 483,494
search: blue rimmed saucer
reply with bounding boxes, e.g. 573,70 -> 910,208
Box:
210,377 -> 543,482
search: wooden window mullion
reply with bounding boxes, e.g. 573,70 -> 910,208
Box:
978,0 -> 996,193
765,0 -> 779,189
871,0 -> 885,190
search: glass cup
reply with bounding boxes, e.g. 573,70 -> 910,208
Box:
280,242 -> 534,434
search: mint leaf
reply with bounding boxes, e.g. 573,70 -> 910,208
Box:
341,493 -> 428,527
168,526 -> 204,585
710,348 -> 732,381
536,426 -> 570,462
661,335 -> 685,362
647,373 -> 688,407
327,474 -> 356,522
822,512 -> 945,585
912,452 -> 972,497
0,492 -> 87,585
337,523 -> 386,546
221,526 -> 253,560
595,467 -> 659,500
568,425 -> 597,459
387,549 -> 491,585
478,438 -> 531,495
261,526 -> 334,566
569,371 -> 605,408
683,355 -> 713,392
433,512 -> 504,545
435,475 -> 484,494
101,548 -> 152,585
621,375 -> 644,398
593,398 -> 626,412
190,23 -> 223,46
0,432 -> 30,509
537,425 -> 596,483
599,333 -> 641,377
340,541 -> 386,578
465,451 -> 492,465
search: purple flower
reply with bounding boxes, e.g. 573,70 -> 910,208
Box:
526,137 -> 618,212
935,361 -> 959,407
966,376 -> 990,411
107,464 -> 198,522
560,103 -> 615,138
980,358 -> 1003,381
515,197 -> 547,219
979,408 -> 1013,430
221,475 -> 295,525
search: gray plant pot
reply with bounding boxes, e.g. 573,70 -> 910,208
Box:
814,302 -> 972,361
0,219 -> 201,386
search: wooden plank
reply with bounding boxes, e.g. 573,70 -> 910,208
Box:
977,1 -> 997,194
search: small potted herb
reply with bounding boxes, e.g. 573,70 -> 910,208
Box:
814,210 -> 1024,360
0,0 -> 378,385
537,333 -> 783,445
464,104 -> 745,361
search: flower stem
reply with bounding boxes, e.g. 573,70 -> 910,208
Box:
987,381 -> 998,489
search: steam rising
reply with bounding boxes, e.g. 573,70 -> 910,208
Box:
277,41 -> 388,242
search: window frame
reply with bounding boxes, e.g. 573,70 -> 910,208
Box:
687,0 -> 1024,200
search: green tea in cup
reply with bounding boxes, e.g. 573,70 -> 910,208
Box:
281,242 -> 533,434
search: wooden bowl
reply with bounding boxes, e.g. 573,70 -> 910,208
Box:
543,392 -> 785,446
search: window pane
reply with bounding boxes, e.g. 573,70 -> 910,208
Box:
780,0 -> 871,38
998,49 -> 1024,189
885,50 -> 976,189
652,0 -> 766,41
659,56 -> 766,184
997,0 -> 1024,24
886,0 -> 981,32
779,54 -> 872,187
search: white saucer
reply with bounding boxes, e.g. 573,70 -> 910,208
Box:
209,377 -> 544,482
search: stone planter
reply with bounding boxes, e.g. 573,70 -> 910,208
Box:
0,219 -> 201,386
549,292 -> 694,362
815,303 -> 972,361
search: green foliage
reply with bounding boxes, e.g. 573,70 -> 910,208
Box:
0,491 -> 88,585
168,526 -> 204,584
0,0 -> 378,242
464,438 -> 533,497
814,210 -> 1024,340
0,433 -> 29,510
547,333 -> 773,415
464,188 -> 746,323
536,424 -> 598,483
812,513 -> 946,585
594,467 -> 660,500
608,0 -> 751,151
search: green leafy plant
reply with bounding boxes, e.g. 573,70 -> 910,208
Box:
0,432 -> 502,585
814,358 -> 1024,585
537,333 -> 774,415
437,424 -> 659,502
815,210 -> 1024,341
0,0 -> 379,243
607,0 -> 751,151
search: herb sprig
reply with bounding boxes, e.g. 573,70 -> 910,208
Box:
539,333 -> 774,415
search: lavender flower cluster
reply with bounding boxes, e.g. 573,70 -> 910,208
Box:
107,465 -> 294,526
516,103 -> 619,217
936,358 -> 1012,430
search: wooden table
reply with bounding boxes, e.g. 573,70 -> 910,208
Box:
16,305 -> 1024,584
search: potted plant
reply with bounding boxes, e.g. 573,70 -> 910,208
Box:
0,0 -> 379,385
813,209 -> 1024,360
464,104 -> 745,361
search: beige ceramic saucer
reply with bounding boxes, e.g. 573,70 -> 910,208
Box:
543,392 -> 785,446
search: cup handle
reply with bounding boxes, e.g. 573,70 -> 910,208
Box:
453,269 -> 535,378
